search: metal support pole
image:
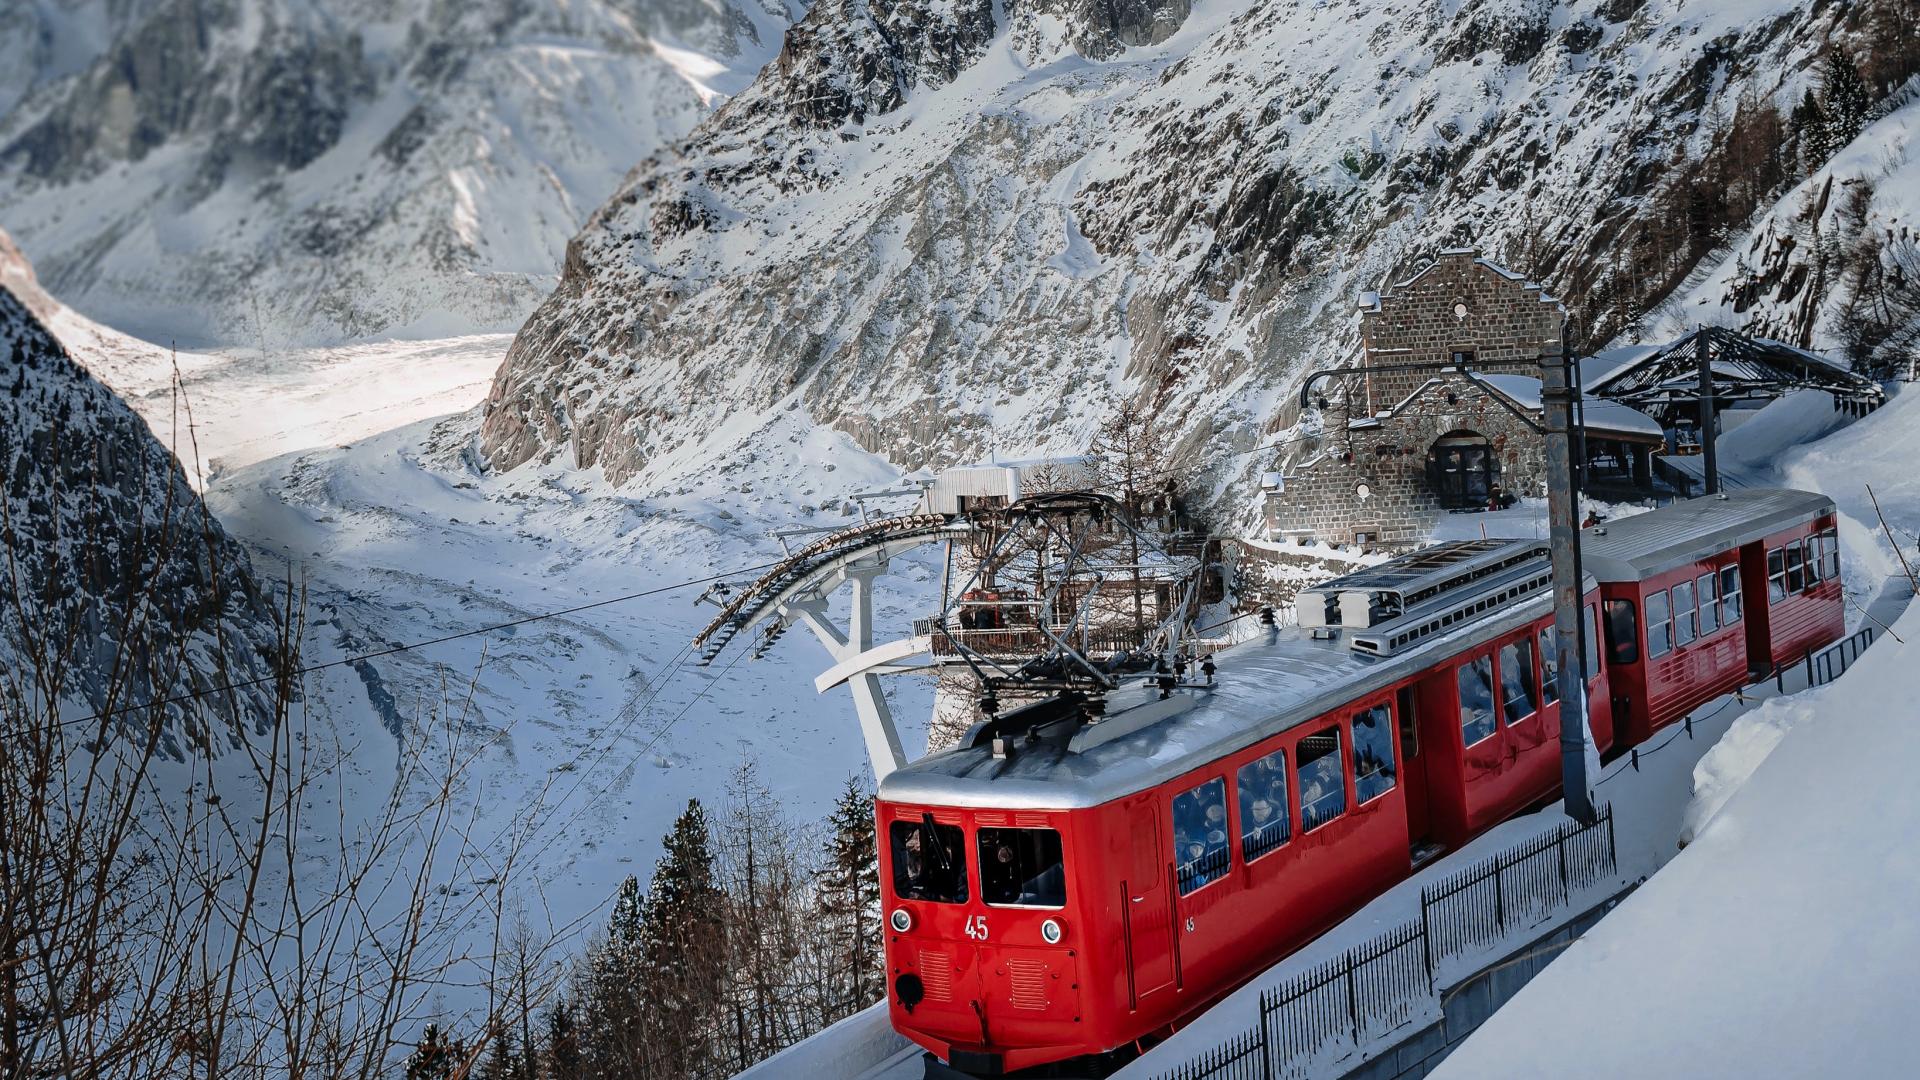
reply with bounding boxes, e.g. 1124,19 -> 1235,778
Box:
1697,326 -> 1719,496
1541,349 -> 1599,825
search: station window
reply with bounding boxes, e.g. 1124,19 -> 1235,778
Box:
1697,572 -> 1720,636
1297,728 -> 1348,831
1458,656 -> 1496,748
1604,600 -> 1639,664
978,827 -> 1066,908
1539,625 -> 1560,706
1237,748 -> 1291,863
1719,565 -> 1743,625
1768,549 -> 1787,603
1646,589 -> 1672,659
1820,529 -> 1840,580
1498,638 -> 1539,724
1352,705 -> 1396,803
891,819 -> 968,903
1672,579 -> 1697,648
1173,777 -> 1230,895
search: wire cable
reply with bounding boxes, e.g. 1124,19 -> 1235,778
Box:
14,558 -> 784,738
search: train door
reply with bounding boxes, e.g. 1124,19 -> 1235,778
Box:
1739,541 -> 1772,677
1120,795 -> 1173,1008
1394,685 -> 1435,858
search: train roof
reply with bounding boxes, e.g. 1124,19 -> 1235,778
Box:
880,584 -> 1557,811
1581,489 -> 1833,582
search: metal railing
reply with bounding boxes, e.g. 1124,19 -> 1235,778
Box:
1809,626 -> 1874,688
1156,807 -> 1618,1080
1419,806 -> 1617,968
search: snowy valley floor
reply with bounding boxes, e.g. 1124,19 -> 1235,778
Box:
95,333 -> 946,1028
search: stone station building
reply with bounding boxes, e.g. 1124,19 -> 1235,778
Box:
1263,250 -> 1666,548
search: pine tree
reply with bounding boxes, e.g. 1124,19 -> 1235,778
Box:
546,998 -> 582,1080
1821,52 -> 1872,153
639,799 -> 728,1078
406,1024 -> 465,1080
813,775 -> 882,1022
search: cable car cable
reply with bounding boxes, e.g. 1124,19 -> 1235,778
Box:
8,558 -> 785,740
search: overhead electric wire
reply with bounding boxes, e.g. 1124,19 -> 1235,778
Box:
15,557 -> 786,739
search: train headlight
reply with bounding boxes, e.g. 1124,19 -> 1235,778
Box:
890,908 -> 913,933
1040,918 -> 1065,944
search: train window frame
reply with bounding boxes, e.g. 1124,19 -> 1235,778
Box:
1296,727 -> 1348,832
1237,747 -> 1292,864
1497,637 -> 1539,726
1768,548 -> 1787,603
890,819 -> 969,904
1396,686 -> 1420,759
1352,704 -> 1396,805
1539,625 -> 1560,706
977,827 -> 1067,909
1719,565 -> 1743,625
1604,599 -> 1639,664
1696,572 -> 1719,636
1172,777 -> 1231,896
1585,603 -> 1602,679
1785,544 -> 1806,594
1672,579 -> 1697,648
1801,538 -> 1822,586
1458,655 -> 1497,748
1820,529 -> 1840,580
1646,589 -> 1672,659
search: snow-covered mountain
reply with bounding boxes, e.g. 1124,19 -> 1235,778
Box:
0,229 -> 281,755
0,0 -> 797,347
478,0 -> 1913,509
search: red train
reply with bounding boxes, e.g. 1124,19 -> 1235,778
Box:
876,490 -> 1842,1078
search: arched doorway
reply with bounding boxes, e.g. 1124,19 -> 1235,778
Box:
1427,430 -> 1498,509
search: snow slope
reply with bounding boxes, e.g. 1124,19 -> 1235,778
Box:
1433,590 -> 1920,1080
0,0 -> 797,347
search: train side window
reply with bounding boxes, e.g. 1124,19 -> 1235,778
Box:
1237,748 -> 1291,863
1173,778 -> 1230,895
891,819 -> 968,903
1604,600 -> 1639,664
1646,590 -> 1672,659
1785,544 -> 1806,593
1697,573 -> 1719,636
1585,604 -> 1602,679
1802,538 -> 1823,586
1720,565 -> 1743,625
1458,656 -> 1496,747
1297,728 -> 1347,831
1820,530 -> 1840,580
1352,705 -> 1396,803
1498,638 -> 1539,724
978,827 -> 1066,908
1539,626 -> 1560,706
1768,548 -> 1787,603
1672,580 -> 1697,647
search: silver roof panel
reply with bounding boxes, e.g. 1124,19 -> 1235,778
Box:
1581,489 -> 1833,581
879,589 -> 1558,810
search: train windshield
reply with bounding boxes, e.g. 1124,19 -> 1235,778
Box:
891,819 -> 967,903
977,828 -> 1066,908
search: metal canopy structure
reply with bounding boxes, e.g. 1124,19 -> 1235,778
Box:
1586,327 -> 1885,428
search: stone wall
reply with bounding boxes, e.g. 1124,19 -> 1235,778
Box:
1359,250 -> 1565,411
1264,372 -> 1547,547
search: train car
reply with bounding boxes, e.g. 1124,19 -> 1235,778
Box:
878,490 -> 1843,1078
1583,490 -> 1842,745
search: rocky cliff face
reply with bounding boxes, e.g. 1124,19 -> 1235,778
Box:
0,231 -> 281,756
479,0 -> 1908,509
0,0 -> 795,346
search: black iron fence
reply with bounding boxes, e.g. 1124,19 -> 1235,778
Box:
1156,807 -> 1618,1080
1809,626 -> 1874,688
1419,806 -> 1617,969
